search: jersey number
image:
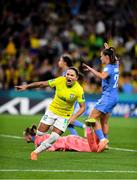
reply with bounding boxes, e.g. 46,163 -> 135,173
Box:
113,74 -> 119,88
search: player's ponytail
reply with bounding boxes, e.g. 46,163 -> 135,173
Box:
103,47 -> 119,64
62,54 -> 73,67
23,124 -> 37,136
30,125 -> 37,136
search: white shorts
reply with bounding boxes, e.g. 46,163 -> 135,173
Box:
40,110 -> 69,132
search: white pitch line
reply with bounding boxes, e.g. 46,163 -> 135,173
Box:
0,134 -> 23,139
109,147 -> 137,152
0,134 -> 137,153
0,169 -> 137,173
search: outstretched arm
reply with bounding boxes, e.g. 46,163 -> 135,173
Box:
68,102 -> 85,124
15,81 -> 49,91
82,63 -> 108,80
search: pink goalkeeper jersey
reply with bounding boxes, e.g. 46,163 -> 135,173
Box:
34,132 -> 99,152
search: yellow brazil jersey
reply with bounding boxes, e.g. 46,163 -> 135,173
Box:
48,76 -> 85,118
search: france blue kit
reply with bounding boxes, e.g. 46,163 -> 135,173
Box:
94,63 -> 119,113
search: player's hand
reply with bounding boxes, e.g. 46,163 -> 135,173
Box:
104,42 -> 109,49
68,116 -> 75,124
82,63 -> 92,71
15,85 -> 28,91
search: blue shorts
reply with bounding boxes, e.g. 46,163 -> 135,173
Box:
94,96 -> 117,114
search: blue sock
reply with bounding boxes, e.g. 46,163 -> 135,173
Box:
67,127 -> 78,135
95,129 -> 105,141
73,120 -> 84,128
104,134 -> 108,139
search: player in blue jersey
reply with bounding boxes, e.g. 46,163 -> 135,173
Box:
58,54 -> 86,135
83,43 -> 119,152
58,54 -> 73,76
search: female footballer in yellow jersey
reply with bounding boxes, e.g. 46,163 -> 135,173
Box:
15,67 -> 85,160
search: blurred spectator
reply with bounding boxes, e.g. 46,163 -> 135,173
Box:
0,0 -> 136,94
5,37 -> 17,56
37,59 -> 55,81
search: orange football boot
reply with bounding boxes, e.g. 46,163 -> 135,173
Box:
30,151 -> 38,160
97,139 -> 109,152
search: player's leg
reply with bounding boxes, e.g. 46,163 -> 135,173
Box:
31,115 -> 68,160
37,122 -> 50,135
67,120 -> 86,136
89,109 -> 106,140
97,99 -> 117,151
67,124 -> 78,135
85,109 -> 104,139
100,113 -> 110,149
100,113 -> 110,139
36,111 -> 55,136
31,126 -> 62,159
72,120 -> 86,136
85,108 -> 108,152
86,126 -> 98,152
72,120 -> 85,128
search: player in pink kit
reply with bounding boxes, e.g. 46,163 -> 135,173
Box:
24,125 -> 99,152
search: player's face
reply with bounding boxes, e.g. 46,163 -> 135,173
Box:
58,57 -> 65,68
66,69 -> 78,86
100,52 -> 109,64
24,135 -> 32,143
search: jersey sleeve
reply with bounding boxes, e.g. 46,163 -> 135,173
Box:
48,77 -> 62,88
103,65 -> 112,76
77,89 -> 85,103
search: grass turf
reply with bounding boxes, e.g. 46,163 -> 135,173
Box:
0,114 -> 137,179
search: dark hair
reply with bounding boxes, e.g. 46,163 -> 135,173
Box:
23,125 -> 37,136
102,47 -> 119,64
68,67 -> 79,77
62,55 -> 73,67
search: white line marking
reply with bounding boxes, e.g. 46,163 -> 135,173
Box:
109,147 -> 137,152
0,134 -> 23,139
0,134 -> 137,152
0,169 -> 137,173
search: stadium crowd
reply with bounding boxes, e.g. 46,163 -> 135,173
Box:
0,0 -> 137,93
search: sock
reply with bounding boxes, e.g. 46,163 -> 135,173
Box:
67,127 -> 78,135
95,129 -> 105,141
34,132 -> 60,153
73,120 -> 84,128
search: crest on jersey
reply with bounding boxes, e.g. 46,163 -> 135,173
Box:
70,94 -> 75,99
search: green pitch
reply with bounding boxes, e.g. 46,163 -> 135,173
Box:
0,114 -> 137,179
